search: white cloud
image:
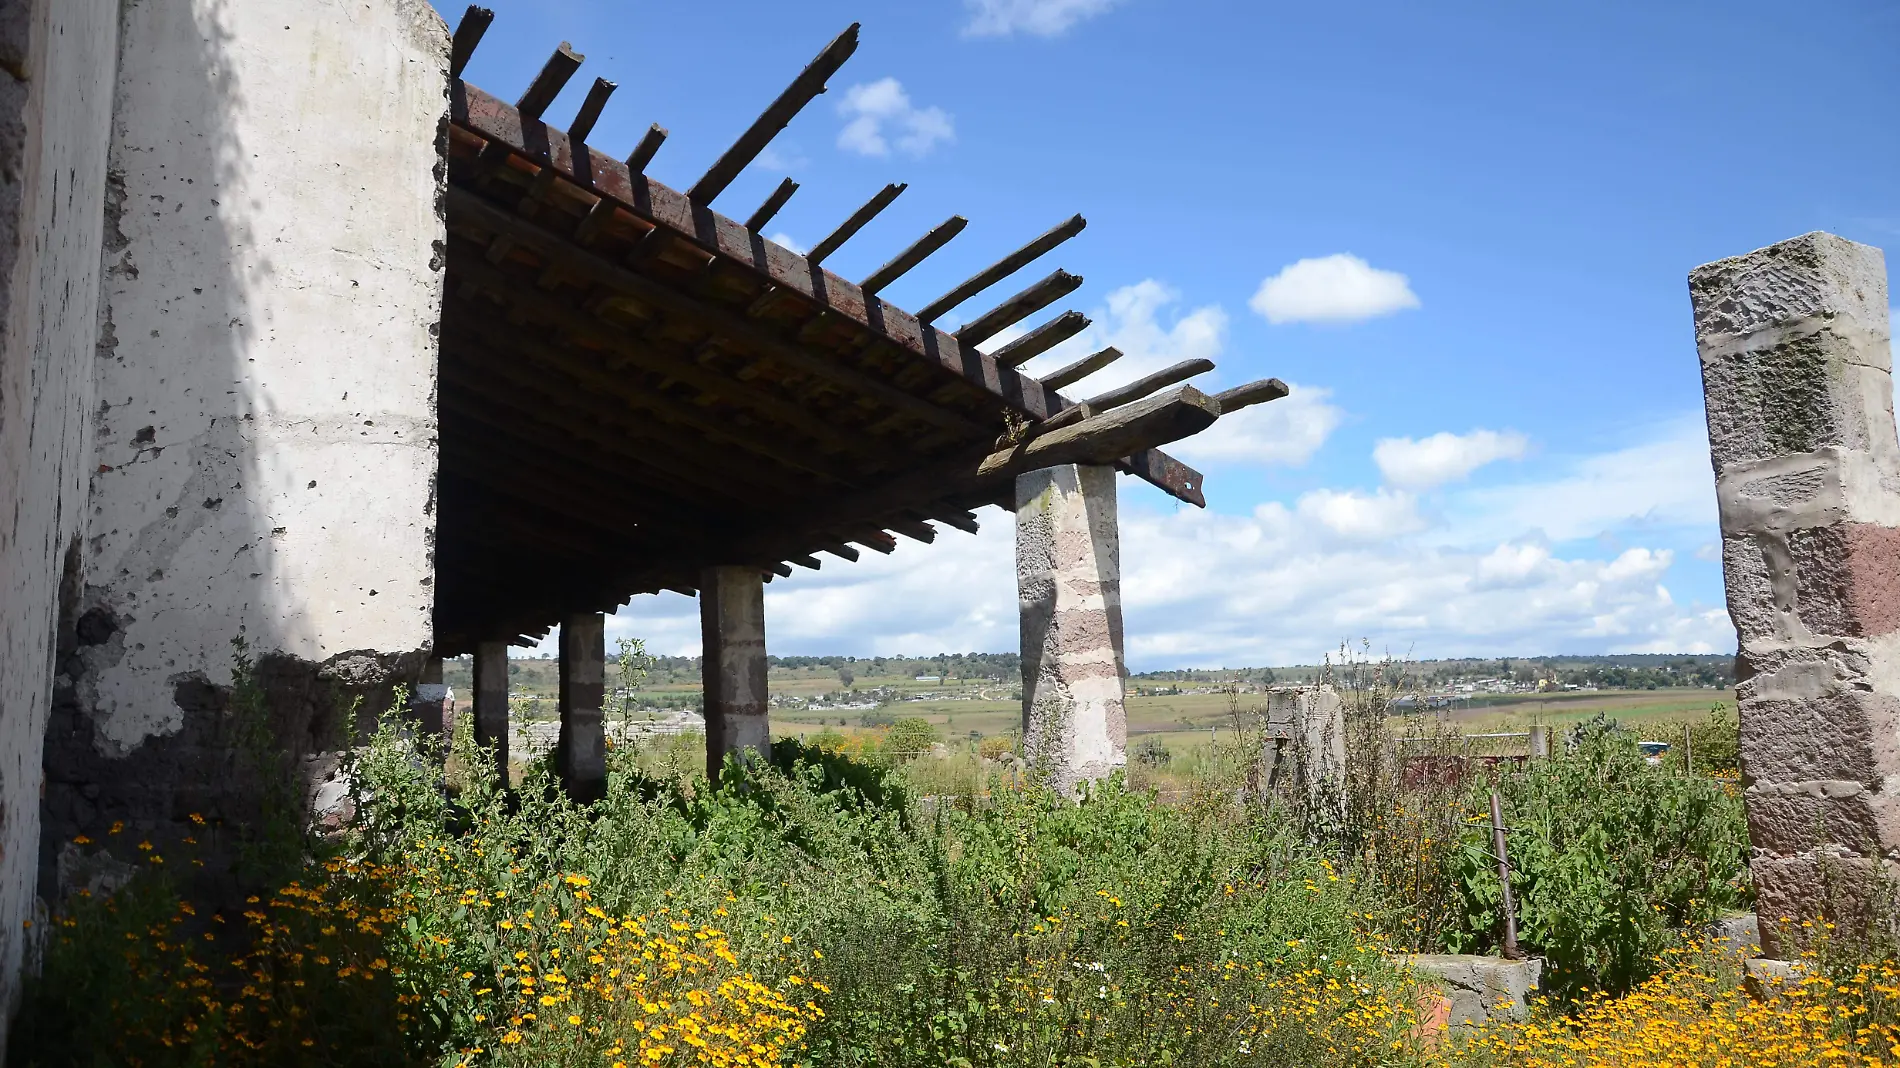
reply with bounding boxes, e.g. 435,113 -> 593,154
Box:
1250,253 -> 1420,325
1172,384 -> 1342,467
750,145 -> 804,172
767,232 -> 807,255
963,0 -> 1123,37
1017,279 -> 1226,395
836,78 -> 954,159
1374,429 -> 1529,490
1295,488 -> 1424,541
576,417 -> 1732,669
1446,416 -> 1715,545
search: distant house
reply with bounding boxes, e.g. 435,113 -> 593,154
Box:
915,675 -> 942,683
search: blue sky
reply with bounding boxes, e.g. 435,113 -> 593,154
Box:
447,0 -> 1900,668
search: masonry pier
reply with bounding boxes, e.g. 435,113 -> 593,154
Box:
473,641 -> 511,787
557,614 -> 607,802
1016,464 -> 1128,791
1689,231 -> 1897,956
701,567 -> 772,772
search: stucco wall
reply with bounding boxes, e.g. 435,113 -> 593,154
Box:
0,0 -> 121,1035
42,0 -> 449,897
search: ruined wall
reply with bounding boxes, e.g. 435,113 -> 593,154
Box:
42,0 -> 450,899
1690,232 -> 1895,955
0,0 -> 121,1034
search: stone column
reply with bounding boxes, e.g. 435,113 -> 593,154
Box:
700,566 -> 771,773
1266,686 -> 1346,814
556,614 -> 606,802
1689,232 -> 1896,955
412,656 -> 450,736
472,640 -> 511,787
1016,464 -> 1127,791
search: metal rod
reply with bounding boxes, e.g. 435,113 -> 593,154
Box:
517,43 -> 584,119
1084,358 -> 1215,411
1039,346 -> 1121,391
954,269 -> 1082,348
1684,723 -> 1693,775
917,214 -> 1086,324
626,124 -> 668,174
450,5 -> 496,79
860,215 -> 968,296
807,182 -> 906,266
1490,790 -> 1523,961
567,77 -> 617,141
989,310 -> 1090,368
687,23 -> 860,205
744,177 -> 800,231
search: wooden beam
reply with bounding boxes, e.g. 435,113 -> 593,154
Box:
517,43 -> 583,120
626,124 -> 667,173
567,77 -> 616,142
807,182 -> 906,266
888,519 -> 936,544
447,250 -> 879,464
1084,358 -> 1215,412
449,5 -> 495,80
819,542 -> 860,562
847,530 -> 898,554
440,285 -> 867,487
954,270 -> 1082,349
1039,346 -> 1120,391
686,24 -> 859,205
988,310 -> 1089,368
934,510 -> 981,535
1214,377 -> 1291,412
744,177 -> 799,231
449,82 -> 1206,508
917,214 -> 1085,324
448,186 -> 987,436
859,215 -> 967,296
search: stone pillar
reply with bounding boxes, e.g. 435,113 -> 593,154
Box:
556,614 -> 606,803
472,641 -> 511,787
1528,724 -> 1550,759
1689,232 -> 1896,955
700,566 -> 771,773
1016,464 -> 1127,791
412,656 -> 450,736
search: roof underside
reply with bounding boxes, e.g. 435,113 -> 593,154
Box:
432,44 -> 1211,655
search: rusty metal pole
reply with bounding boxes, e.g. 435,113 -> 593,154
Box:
1490,790 -> 1522,960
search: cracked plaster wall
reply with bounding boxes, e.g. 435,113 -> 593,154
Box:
0,0 -> 121,1038
41,0 -> 449,902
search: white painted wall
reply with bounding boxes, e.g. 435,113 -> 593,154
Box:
76,0 -> 448,752
0,0 -> 121,1035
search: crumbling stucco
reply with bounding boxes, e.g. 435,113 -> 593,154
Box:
0,0 -> 120,1037
39,0 -> 450,902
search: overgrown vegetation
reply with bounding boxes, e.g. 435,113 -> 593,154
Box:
14,650 -> 1876,1068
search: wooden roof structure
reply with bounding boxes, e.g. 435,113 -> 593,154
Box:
434,11 -> 1287,654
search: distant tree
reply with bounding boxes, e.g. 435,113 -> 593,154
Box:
838,665 -> 855,688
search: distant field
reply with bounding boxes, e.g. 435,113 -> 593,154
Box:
443,658 -> 1731,752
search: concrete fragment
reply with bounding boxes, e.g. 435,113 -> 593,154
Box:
700,566 -> 771,772
1400,954 -> 1542,1029
1016,463 -> 1127,792
1690,232 -> 1899,956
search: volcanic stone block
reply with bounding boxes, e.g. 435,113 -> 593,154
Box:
556,614 -> 606,803
1017,464 -> 1127,791
1690,232 -> 1897,956
700,566 -> 771,772
1401,954 -> 1542,1029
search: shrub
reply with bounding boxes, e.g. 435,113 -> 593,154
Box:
1445,717 -> 1751,997
880,717 -> 941,761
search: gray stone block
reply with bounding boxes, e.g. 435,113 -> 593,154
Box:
1401,954 -> 1542,1028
